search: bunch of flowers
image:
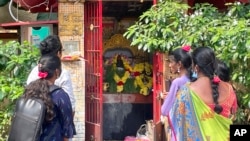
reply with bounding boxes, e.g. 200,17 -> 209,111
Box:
113,71 -> 130,92
105,54 -> 132,92
105,54 -> 153,95
132,62 -> 153,96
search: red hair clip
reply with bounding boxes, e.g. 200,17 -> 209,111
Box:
213,76 -> 221,84
182,45 -> 191,52
38,71 -> 48,79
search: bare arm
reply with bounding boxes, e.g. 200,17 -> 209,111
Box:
63,138 -> 69,141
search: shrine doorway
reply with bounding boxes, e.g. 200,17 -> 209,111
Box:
84,1 -> 163,141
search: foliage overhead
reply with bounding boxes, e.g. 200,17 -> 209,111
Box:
124,1 -> 250,124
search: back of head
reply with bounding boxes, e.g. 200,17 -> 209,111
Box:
216,59 -> 230,82
39,35 -> 62,56
192,46 -> 223,114
23,55 -> 62,121
192,47 -> 216,78
38,55 -> 62,79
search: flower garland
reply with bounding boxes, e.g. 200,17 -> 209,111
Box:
105,54 -> 132,92
132,62 -> 153,96
105,54 -> 153,95
113,71 -> 130,92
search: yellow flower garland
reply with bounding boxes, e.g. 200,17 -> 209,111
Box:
111,54 -> 132,72
107,54 -> 153,95
109,55 -> 132,92
134,75 -> 153,96
113,71 -> 130,92
133,62 -> 153,96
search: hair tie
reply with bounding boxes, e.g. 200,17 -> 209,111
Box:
38,71 -> 48,79
182,45 -> 191,52
213,76 -> 221,84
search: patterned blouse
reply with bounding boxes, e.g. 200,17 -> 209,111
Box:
207,82 -> 238,118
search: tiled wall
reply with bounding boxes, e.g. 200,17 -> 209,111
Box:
58,2 -> 85,141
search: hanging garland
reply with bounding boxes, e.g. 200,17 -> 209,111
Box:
132,62 -> 152,96
104,54 -> 153,95
105,54 -> 133,93
109,54 -> 133,72
113,71 -> 130,92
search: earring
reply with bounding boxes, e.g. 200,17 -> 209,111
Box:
177,67 -> 180,73
192,71 -> 198,78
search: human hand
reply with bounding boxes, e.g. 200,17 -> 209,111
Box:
161,92 -> 168,99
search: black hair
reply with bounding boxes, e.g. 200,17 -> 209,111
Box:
38,55 -> 62,79
192,47 -> 223,114
216,59 -> 230,82
169,47 -> 192,78
23,55 -> 62,121
39,35 -> 63,56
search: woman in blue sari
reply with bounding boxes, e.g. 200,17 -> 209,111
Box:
168,47 -> 238,141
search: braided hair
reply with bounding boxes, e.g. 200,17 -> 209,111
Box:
192,47 -> 223,114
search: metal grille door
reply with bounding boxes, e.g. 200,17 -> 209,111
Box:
84,1 -> 103,141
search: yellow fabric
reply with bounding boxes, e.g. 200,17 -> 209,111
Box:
190,90 -> 232,141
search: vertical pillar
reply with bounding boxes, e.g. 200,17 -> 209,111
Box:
58,1 -> 85,140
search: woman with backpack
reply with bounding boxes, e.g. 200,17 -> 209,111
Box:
27,35 -> 76,116
23,55 -> 75,141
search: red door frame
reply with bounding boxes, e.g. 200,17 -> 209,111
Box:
84,1 -> 103,141
152,0 -> 161,124
151,1 -> 165,141
84,0 -> 162,140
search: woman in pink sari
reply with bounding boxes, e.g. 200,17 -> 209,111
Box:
168,47 -> 238,141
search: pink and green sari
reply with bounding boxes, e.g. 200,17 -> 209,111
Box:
168,84 -> 232,141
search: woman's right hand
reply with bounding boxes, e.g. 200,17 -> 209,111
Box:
161,92 -> 168,99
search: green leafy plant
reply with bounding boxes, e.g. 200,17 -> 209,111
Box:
0,40 -> 39,140
124,1 -> 250,124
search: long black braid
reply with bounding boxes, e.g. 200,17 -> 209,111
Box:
192,47 -> 223,114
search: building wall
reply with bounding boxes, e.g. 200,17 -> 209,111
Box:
0,1 -> 86,140
58,2 -> 85,141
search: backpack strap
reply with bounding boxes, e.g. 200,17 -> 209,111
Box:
49,85 -> 61,93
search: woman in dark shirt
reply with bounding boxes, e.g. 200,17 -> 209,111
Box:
23,55 -> 75,141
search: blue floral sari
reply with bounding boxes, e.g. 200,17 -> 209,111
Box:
168,84 -> 232,141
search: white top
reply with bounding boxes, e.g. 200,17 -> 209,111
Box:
26,66 -> 76,111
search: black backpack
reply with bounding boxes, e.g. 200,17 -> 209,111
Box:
8,85 -> 61,141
